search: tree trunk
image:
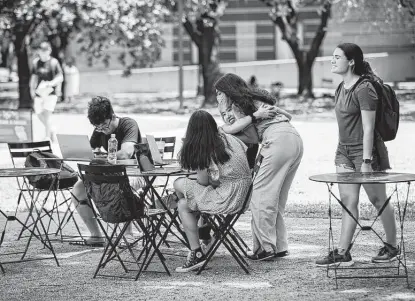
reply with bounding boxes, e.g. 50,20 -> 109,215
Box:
183,17 -> 223,108
199,26 -> 223,107
297,52 -> 314,98
14,32 -> 32,109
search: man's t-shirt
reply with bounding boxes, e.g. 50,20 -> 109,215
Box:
32,57 -> 63,96
90,117 -> 141,152
335,81 -> 378,145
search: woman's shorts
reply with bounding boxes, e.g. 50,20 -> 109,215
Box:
334,143 -> 381,172
34,95 -> 58,113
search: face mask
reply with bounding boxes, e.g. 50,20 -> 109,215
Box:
217,92 -> 228,105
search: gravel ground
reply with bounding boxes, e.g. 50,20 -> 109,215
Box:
0,213 -> 414,301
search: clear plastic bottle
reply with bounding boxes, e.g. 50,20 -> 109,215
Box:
107,134 -> 118,164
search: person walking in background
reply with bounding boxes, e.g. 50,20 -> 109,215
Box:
315,43 -> 398,267
29,41 -> 63,142
63,56 -> 80,103
249,75 -> 258,88
215,73 -> 303,261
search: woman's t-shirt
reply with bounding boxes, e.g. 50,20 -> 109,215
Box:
335,81 -> 378,145
90,117 -> 141,151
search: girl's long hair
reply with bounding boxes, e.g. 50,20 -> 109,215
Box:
214,73 -> 277,116
179,110 -> 230,170
337,43 -> 382,83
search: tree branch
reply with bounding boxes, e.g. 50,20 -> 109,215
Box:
183,17 -> 202,47
307,1 -> 331,63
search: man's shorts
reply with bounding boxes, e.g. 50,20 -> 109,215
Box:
334,143 -> 381,172
34,95 -> 58,113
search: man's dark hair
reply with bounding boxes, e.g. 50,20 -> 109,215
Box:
87,96 -> 114,125
179,110 -> 230,170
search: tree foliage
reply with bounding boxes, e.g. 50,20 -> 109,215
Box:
332,0 -> 415,44
0,0 -> 169,107
77,0 -> 169,76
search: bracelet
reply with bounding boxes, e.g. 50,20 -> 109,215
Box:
249,113 -> 257,124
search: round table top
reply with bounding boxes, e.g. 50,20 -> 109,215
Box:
309,172 -> 415,184
0,168 -> 61,178
126,167 -> 195,177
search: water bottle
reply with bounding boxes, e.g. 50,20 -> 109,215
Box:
107,134 -> 118,164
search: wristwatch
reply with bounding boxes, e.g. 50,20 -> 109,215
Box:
363,158 -> 372,164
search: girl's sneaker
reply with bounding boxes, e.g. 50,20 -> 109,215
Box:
175,248 -> 206,273
371,243 -> 400,263
315,249 -> 354,267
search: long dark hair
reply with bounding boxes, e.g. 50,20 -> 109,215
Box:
179,110 -> 230,170
337,43 -> 382,82
214,73 -> 276,116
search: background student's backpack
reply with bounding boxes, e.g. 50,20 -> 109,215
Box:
24,151 -> 78,190
335,76 -> 400,141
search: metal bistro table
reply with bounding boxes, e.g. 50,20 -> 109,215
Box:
309,171 -> 415,288
126,167 -> 196,251
0,167 -> 61,273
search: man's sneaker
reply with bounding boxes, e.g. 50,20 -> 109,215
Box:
371,243 -> 400,263
315,249 -> 354,267
175,248 -> 206,273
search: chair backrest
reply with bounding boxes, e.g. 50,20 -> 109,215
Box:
155,136 -> 176,159
8,141 -> 52,167
239,154 -> 264,213
77,163 -> 145,223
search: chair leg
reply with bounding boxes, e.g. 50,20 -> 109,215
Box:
142,213 -> 172,273
197,216 -> 249,275
136,216 -> 171,279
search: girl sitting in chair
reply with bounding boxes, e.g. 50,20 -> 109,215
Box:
172,110 -> 252,272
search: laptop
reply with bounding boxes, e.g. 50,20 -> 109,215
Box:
145,134 -> 164,164
145,134 -> 179,166
56,134 -> 95,161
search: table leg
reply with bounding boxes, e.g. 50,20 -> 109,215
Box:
324,181 -> 410,288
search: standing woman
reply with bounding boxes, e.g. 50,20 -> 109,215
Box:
315,43 -> 398,267
214,73 -> 304,261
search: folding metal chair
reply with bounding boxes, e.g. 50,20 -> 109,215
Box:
197,154 -> 264,274
78,163 -> 170,280
7,141 -> 83,242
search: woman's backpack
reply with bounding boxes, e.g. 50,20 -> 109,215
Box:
335,76 -> 400,142
24,151 -> 78,189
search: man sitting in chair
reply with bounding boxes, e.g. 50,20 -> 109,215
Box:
70,96 -> 142,246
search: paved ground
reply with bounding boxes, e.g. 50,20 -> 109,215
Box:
0,211 -> 414,301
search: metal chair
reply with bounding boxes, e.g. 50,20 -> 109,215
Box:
7,141 -> 83,242
78,163 -> 170,280
197,154 -> 264,274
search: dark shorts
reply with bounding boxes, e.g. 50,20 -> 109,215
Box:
334,143 -> 382,172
